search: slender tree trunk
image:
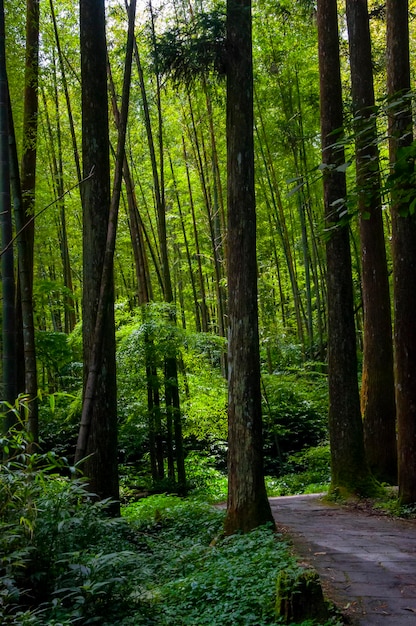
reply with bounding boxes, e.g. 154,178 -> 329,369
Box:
148,1 -> 186,491
317,0 -> 376,496
346,0 -> 397,484
182,136 -> 210,332
18,0 -> 40,442
224,0 -> 274,534
0,3 -> 16,428
169,152 -> 201,331
8,91 -> 38,440
21,0 -> 39,262
386,0 -> 416,503
41,82 -> 76,334
50,0 -> 82,185
255,112 -> 304,347
184,95 -> 227,339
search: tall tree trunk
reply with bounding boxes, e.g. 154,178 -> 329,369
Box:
183,94 -> 227,339
8,94 -> 38,441
21,0 -> 39,263
76,0 -> 135,509
148,1 -> 186,491
386,0 -> 416,503
346,0 -> 397,484
41,81 -> 76,334
108,55 -> 165,483
224,0 -> 274,534
317,0 -> 376,496
169,152 -> 201,331
50,0 -> 82,185
255,111 -> 304,348
18,0 -> 40,442
182,136 -> 210,332
0,2 -> 16,429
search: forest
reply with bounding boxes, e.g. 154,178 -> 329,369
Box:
1,0 -> 416,623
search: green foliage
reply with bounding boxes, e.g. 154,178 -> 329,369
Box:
386,138 -> 416,215
266,445 -> 331,496
0,431 -> 137,625
370,488 -> 416,519
0,437 -> 335,626
262,372 -> 328,475
154,8 -> 227,86
181,333 -> 227,442
35,331 -> 72,376
122,494 -> 314,626
37,391 -> 80,459
184,451 -> 227,502
116,309 -> 227,465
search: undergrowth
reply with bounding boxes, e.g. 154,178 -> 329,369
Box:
122,495 -> 340,625
0,430 -> 339,625
266,445 -> 331,497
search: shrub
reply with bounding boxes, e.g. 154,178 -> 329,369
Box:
266,445 -> 331,496
262,372 -> 328,475
0,431 -> 137,625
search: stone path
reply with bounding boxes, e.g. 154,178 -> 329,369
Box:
269,494 -> 416,625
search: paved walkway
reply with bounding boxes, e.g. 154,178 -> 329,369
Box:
269,494 -> 416,625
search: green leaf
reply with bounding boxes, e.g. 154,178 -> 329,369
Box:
335,161 -> 351,173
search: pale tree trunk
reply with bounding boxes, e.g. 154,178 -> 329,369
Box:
41,82 -> 76,334
183,95 -> 227,340
317,0 -> 376,496
224,0 -> 274,534
255,108 -> 305,349
386,0 -> 416,504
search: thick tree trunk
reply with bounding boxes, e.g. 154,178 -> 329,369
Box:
346,0 -> 397,484
78,0 -> 120,506
224,0 -> 274,534
386,0 -> 416,504
317,0 -> 376,496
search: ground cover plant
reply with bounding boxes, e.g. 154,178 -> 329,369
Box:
0,431 -> 341,625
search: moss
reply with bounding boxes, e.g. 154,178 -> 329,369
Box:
328,473 -> 385,500
275,567 -> 329,624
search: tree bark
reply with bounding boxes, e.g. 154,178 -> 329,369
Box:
386,0 -> 416,503
77,0 -> 129,508
0,2 -> 16,427
346,0 -> 397,484
224,0 -> 274,534
17,0 -> 40,442
317,0 -> 376,496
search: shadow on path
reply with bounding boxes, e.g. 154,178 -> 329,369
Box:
269,494 -> 416,625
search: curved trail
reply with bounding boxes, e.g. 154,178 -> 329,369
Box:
269,494 -> 416,625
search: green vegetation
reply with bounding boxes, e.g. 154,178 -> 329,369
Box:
0,432 -> 340,625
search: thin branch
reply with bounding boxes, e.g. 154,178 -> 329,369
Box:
0,167 -> 94,257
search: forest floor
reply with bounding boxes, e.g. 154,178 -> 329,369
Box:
269,494 -> 416,625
